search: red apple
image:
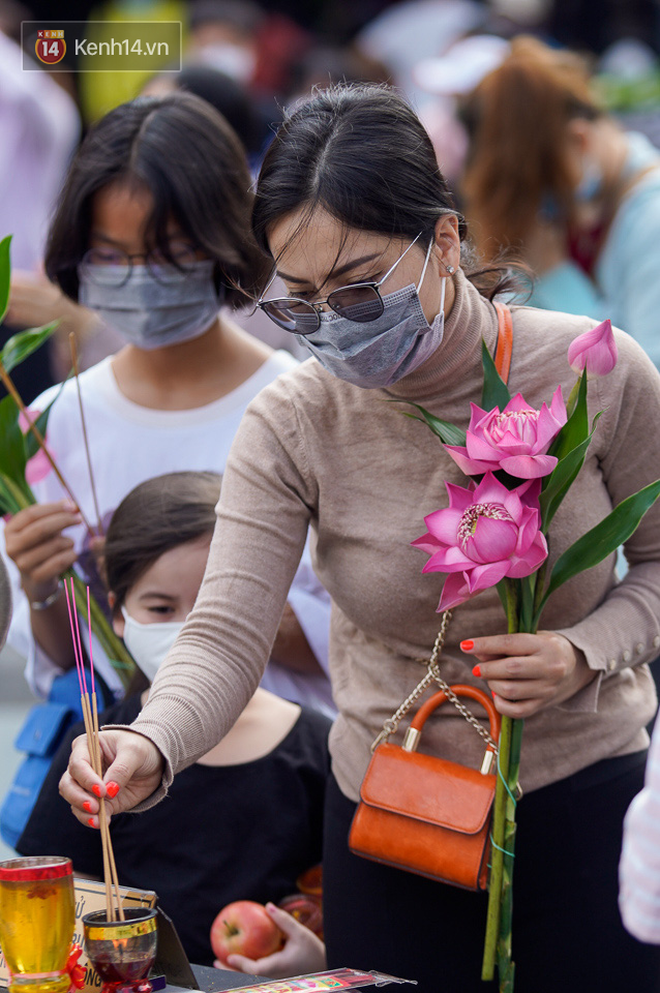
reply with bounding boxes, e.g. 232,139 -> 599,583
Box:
210,900 -> 285,966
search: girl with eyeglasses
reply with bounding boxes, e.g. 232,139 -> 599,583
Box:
1,91 -> 333,716
60,84 -> 660,991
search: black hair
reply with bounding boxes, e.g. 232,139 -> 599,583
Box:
252,82 -> 524,300
104,471 -> 221,612
45,91 -> 269,306
169,65 -> 265,156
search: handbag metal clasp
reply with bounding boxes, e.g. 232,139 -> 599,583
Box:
481,749 -> 495,775
402,727 -> 420,752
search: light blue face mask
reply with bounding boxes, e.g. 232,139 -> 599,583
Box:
299,240 -> 448,389
78,260 -> 223,350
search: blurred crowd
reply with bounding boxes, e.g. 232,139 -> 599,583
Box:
3,0 -> 660,399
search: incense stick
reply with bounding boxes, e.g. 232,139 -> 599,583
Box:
63,579 -> 112,922
69,333 -> 103,535
86,586 -> 124,921
64,579 -> 124,922
0,362 -> 96,541
72,581 -> 124,922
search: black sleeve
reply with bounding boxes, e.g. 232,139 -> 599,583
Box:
16,697 -> 141,875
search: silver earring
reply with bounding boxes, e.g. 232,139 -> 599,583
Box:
444,263 -> 455,274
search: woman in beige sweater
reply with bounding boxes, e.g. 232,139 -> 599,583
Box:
60,85 -> 660,991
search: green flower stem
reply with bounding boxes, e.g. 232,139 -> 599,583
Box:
482,579 -> 531,988
482,713 -> 511,980
532,560 -> 548,622
496,716 -> 523,992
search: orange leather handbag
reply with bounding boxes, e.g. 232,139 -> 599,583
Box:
348,615 -> 501,891
349,306 -> 511,891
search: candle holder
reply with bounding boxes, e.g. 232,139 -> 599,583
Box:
82,908 -> 158,993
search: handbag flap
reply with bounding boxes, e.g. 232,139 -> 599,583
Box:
14,703 -> 73,757
360,742 -> 496,835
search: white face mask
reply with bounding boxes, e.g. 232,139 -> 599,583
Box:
121,606 -> 185,682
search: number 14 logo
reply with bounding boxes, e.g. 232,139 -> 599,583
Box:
35,30 -> 66,65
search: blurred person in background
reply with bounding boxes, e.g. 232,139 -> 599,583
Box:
459,35 -> 660,369
620,708 -> 660,945
187,0 -> 264,87
413,32 -> 511,188
354,0 -> 486,107
0,28 -> 80,402
187,0 -> 311,105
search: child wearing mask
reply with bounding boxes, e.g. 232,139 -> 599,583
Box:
16,471 -> 330,976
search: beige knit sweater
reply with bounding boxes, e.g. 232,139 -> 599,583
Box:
127,271 -> 660,803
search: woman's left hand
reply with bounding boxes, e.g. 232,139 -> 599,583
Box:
215,902 -> 326,979
462,631 -> 596,718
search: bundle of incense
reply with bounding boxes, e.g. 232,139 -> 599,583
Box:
64,577 -> 125,923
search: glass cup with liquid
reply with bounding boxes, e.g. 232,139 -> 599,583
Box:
83,909 -> 158,993
0,856 -> 75,993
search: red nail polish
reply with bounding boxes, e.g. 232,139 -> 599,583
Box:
83,800 -> 92,813
461,640 -> 474,651
92,784 -> 103,798
106,782 -> 120,799
472,665 -> 482,678
87,817 -> 96,828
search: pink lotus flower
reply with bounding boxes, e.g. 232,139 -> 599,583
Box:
19,409 -> 53,486
444,388 -> 567,480
567,318 -> 618,377
412,473 -> 548,611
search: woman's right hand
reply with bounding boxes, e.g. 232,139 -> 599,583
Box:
59,729 -> 165,825
4,501 -> 81,602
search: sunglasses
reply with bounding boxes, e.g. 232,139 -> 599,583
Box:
258,233 -> 430,335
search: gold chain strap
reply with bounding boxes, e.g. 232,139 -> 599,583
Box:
371,609 -> 499,754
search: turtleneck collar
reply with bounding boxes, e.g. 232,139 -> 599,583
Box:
384,269 -> 500,402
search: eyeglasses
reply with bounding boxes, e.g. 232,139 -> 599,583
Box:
79,241 -> 202,287
258,233 -> 430,335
